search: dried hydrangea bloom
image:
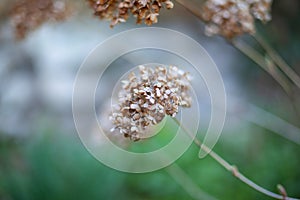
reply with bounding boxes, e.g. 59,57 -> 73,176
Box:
10,0 -> 71,39
202,0 -> 272,39
110,65 -> 192,141
87,0 -> 174,27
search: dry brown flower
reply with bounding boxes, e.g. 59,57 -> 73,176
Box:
87,0 -> 174,27
10,0 -> 71,39
110,65 -> 192,141
202,0 -> 272,39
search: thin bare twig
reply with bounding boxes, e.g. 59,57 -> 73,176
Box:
232,39 -> 300,119
173,117 -> 300,200
175,0 -> 204,20
253,33 -> 300,89
175,0 -> 293,95
231,39 -> 292,95
238,100 -> 300,146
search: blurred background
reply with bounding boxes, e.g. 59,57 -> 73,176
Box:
0,0 -> 300,199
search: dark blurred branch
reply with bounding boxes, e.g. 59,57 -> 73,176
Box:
175,0 -> 204,20
253,33 -> 300,89
231,39 -> 292,95
232,39 -> 300,120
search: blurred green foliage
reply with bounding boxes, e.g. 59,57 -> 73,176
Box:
1,122 -> 300,200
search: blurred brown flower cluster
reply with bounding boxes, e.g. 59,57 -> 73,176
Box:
202,0 -> 272,39
10,0 -> 71,39
110,65 -> 191,141
87,0 -> 174,27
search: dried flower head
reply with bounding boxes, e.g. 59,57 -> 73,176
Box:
202,0 -> 272,39
10,0 -> 71,39
87,0 -> 174,27
110,65 -> 192,141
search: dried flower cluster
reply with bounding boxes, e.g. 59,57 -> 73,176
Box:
202,0 -> 272,39
110,65 -> 192,141
87,0 -> 174,27
10,0 -> 70,39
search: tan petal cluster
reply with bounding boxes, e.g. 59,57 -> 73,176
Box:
110,65 -> 192,141
87,0 -> 174,27
10,0 -> 70,39
202,0 -> 272,39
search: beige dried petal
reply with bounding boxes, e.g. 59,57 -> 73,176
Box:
165,0 -> 174,9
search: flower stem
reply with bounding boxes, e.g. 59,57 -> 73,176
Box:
232,39 -> 300,120
175,0 -> 204,20
231,39 -> 292,96
172,117 -> 300,200
175,0 -> 293,95
253,33 -> 300,89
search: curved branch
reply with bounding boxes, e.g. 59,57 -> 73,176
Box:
173,118 -> 300,200
253,33 -> 300,89
231,39 -> 292,95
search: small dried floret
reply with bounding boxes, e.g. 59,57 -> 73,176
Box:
201,0 -> 273,39
249,0 -> 272,22
87,0 -> 174,27
110,65 -> 192,141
